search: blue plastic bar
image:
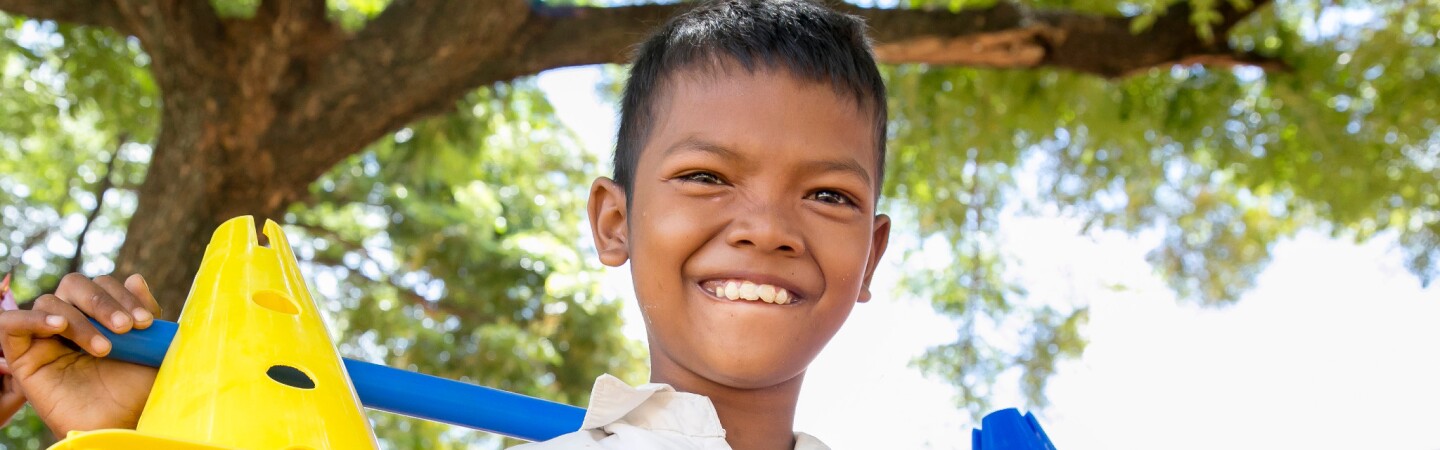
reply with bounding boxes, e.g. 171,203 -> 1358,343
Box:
93,318 -> 586,442
346,358 -> 586,441
971,408 -> 1058,450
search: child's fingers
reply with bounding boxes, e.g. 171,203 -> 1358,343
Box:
0,377 -> 26,426
123,274 -> 163,319
94,275 -> 153,329
0,309 -> 67,361
54,273 -> 133,334
31,296 -> 111,357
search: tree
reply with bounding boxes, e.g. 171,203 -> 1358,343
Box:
1,0 -> 1435,446
0,0 -> 1281,314
0,11 -> 650,447
887,0 -> 1438,416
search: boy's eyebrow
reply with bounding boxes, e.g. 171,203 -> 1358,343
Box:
799,158 -> 872,188
665,136 -> 874,187
664,136 -> 742,161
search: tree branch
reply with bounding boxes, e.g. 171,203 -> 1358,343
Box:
265,0 -> 539,194
262,0 -> 1278,197
0,0 -> 130,33
294,223 -> 496,325
10,172 -> 79,292
515,4 -> 683,77
1027,0 -> 1280,77
519,1 -> 1280,78
10,228 -> 51,273
110,0 -> 230,77
260,0 -> 329,25
251,0 -> 339,57
65,135 -> 127,275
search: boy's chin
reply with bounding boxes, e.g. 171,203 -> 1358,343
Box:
714,369 -> 807,390
683,350 -> 815,390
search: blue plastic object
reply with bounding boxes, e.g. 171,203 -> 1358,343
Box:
93,318 -> 586,442
971,408 -> 1057,450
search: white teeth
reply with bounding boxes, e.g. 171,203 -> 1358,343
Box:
706,279 -> 795,304
758,284 -> 776,303
739,282 -> 758,300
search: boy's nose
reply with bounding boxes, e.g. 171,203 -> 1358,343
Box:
724,203 -> 805,256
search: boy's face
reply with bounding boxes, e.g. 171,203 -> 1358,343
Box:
588,69 -> 890,390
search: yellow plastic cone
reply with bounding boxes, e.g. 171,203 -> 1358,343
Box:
52,216 -> 379,450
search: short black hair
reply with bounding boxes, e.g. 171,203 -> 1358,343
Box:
614,0 -> 888,199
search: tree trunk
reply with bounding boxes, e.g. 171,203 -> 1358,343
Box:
112,46 -> 296,319
110,1 -> 308,320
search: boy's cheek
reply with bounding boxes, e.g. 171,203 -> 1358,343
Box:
635,202 -> 725,250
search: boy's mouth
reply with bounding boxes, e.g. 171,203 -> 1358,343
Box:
699,279 -> 801,305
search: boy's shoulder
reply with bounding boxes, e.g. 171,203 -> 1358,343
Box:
509,374 -> 830,450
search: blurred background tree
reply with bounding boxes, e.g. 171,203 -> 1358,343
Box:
0,0 -> 1435,447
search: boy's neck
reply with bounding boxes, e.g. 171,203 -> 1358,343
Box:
650,358 -> 804,450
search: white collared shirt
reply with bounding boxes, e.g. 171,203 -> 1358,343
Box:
510,374 -> 829,450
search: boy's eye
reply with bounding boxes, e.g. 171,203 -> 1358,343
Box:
679,171 -> 725,185
808,189 -> 856,207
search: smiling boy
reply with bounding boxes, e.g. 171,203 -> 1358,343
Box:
0,1 -> 891,449
525,1 -> 891,447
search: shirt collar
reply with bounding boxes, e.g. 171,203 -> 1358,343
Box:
579,373 -> 725,438
577,374 -> 830,449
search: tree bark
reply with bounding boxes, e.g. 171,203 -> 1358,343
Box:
107,1 -> 308,317
0,0 -> 1279,315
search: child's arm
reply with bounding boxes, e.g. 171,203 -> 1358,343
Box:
0,273 -> 159,437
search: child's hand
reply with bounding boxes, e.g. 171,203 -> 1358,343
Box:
0,273 -> 161,437
0,273 -> 24,425
0,353 -> 27,426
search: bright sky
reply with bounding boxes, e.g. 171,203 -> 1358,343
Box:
535,66 -> 1440,450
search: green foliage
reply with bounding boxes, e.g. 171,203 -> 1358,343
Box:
209,0 -> 261,19
0,407 -> 49,449
0,17 -> 154,300
287,82 -> 645,447
0,13 -> 642,449
326,0 -> 392,31
0,17 -> 155,448
889,0 -> 1439,417
2,0 -> 1437,443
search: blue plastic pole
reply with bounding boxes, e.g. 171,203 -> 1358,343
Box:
93,319 -> 586,442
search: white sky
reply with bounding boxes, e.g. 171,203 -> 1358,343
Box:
536,66 -> 1440,450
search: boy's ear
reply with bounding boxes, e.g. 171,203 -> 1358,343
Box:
857,213 -> 891,303
588,177 -> 631,267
